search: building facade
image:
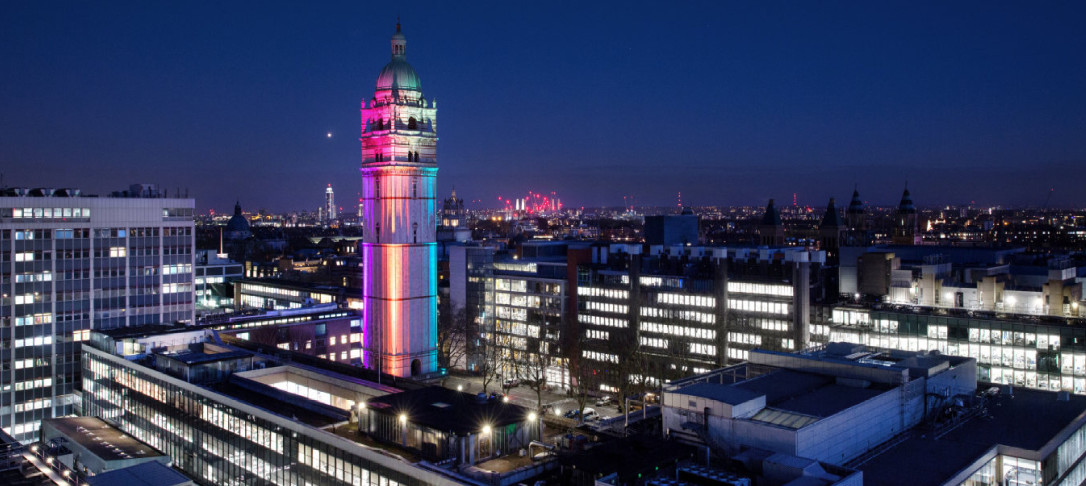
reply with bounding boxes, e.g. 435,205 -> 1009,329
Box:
576,244 -> 823,396
359,23 -> 439,378
0,185 -> 194,442
81,343 -> 458,486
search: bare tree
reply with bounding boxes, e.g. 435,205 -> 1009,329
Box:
478,332 -> 503,394
437,306 -> 471,371
568,355 -> 601,424
517,341 -> 553,412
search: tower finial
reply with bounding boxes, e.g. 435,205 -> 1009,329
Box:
396,16 -> 401,33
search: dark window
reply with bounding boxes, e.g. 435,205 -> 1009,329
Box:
408,117 -> 417,130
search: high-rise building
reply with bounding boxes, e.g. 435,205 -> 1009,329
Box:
359,22 -> 439,377
0,184 -> 194,442
324,184 -> 336,222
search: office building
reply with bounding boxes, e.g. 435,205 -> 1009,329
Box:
81,332 -> 462,485
576,244 -> 823,394
359,22 -> 439,377
0,184 -> 194,443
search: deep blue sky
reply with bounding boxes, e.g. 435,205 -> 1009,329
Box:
3,1 -> 1085,213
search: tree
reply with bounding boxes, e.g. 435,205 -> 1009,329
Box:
437,306 -> 472,371
568,355 -> 601,424
478,332 -> 503,394
516,341 -> 553,412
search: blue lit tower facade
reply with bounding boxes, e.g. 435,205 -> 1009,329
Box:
359,23 -> 438,377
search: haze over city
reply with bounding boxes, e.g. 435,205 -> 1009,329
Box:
2,1 -> 1085,211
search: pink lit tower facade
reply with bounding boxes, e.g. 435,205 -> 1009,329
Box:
359,22 -> 439,377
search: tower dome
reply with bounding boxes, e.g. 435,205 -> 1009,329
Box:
375,22 -> 421,93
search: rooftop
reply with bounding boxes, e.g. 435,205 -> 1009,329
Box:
85,461 -> 192,486
366,387 -> 531,435
44,417 -> 163,463
859,385 -> 1086,485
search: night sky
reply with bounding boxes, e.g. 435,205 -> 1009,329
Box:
3,1 -> 1085,213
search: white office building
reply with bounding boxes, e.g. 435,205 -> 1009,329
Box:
0,184 -> 194,442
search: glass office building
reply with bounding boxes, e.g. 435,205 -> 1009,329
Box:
82,345 -> 459,486
830,306 -> 1086,394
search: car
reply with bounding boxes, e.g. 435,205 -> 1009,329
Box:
583,409 -> 599,421
502,378 -> 520,388
595,396 -> 614,406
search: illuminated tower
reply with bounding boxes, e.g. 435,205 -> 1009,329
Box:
892,185 -> 921,245
359,22 -> 439,377
324,184 -> 336,221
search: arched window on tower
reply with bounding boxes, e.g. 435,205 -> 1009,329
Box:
408,117 -> 417,130
375,180 -> 380,199
376,119 -> 384,130
413,222 -> 418,244
375,222 -> 381,243
412,179 -> 418,198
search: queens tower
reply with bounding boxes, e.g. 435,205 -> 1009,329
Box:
359,22 -> 438,377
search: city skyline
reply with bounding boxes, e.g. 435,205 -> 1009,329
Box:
3,2 -> 1085,212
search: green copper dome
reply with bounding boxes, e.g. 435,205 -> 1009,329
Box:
375,22 -> 421,92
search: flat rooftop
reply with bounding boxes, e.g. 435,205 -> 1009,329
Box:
86,461 -> 192,486
366,387 -> 529,435
44,417 -> 163,462
859,386 -> 1086,486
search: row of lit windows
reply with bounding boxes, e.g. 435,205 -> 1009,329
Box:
641,321 -> 715,340
586,301 -> 628,314
163,263 -> 193,275
240,284 -> 302,298
759,319 -> 789,332
14,313 -> 52,326
494,278 -> 527,293
15,377 -> 52,391
586,329 -> 609,340
298,443 -> 399,486
578,286 -> 629,299
728,348 -> 750,361
14,271 -> 52,283
4,207 -> 91,219
583,349 -> 618,363
728,332 -> 762,345
579,314 -> 628,328
729,299 -> 790,315
13,336 -> 52,347
810,324 -> 830,335
14,398 -> 50,413
494,305 -> 527,322
657,292 -> 715,308
639,306 -> 716,324
641,336 -> 668,349
727,281 -> 793,297
14,358 -> 48,370
689,343 -> 717,356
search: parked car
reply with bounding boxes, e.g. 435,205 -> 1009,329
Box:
502,378 -> 520,388
595,396 -> 614,406
583,409 -> 599,421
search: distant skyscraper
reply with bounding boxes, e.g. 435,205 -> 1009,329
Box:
324,184 -> 336,221
358,22 -> 438,377
0,184 -> 194,442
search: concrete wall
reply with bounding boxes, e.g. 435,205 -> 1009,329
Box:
795,386 -> 903,465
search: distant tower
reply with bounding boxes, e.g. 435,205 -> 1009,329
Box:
818,197 -> 844,259
758,199 -> 785,246
359,21 -> 439,377
893,185 -> 921,245
324,184 -> 336,221
844,188 -> 868,246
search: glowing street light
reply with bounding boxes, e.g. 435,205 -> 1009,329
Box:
481,424 -> 491,435
399,413 -> 407,424
457,385 -> 463,392
528,412 -> 537,422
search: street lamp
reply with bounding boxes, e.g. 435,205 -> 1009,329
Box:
457,385 -> 463,392
481,424 -> 491,435
399,413 -> 407,424
528,412 -> 537,422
